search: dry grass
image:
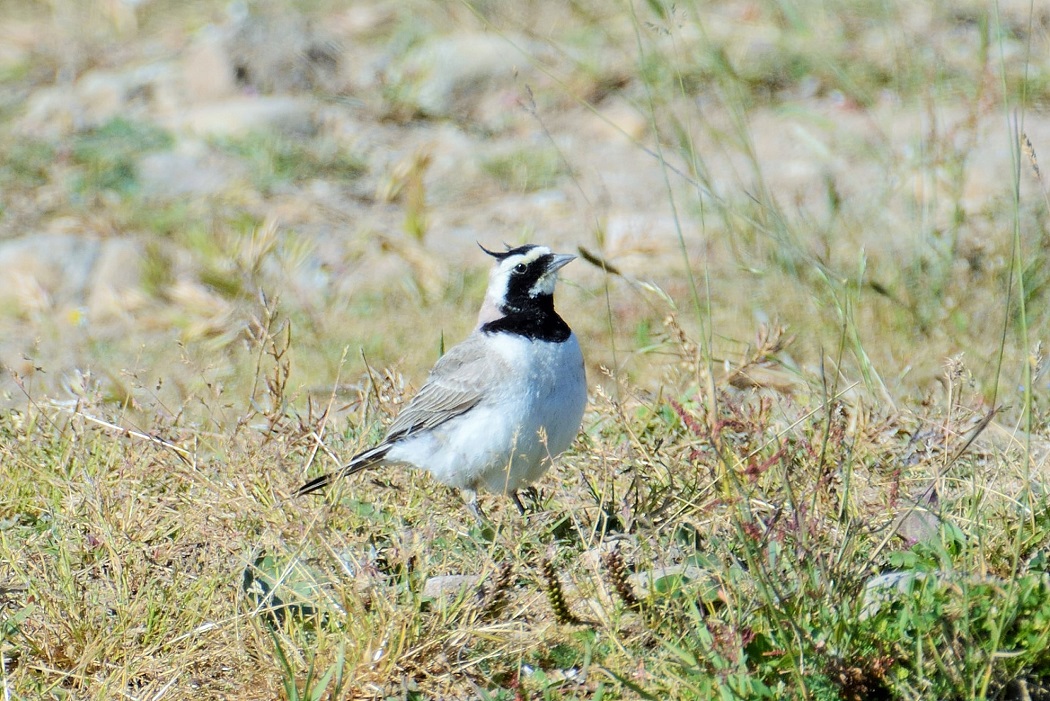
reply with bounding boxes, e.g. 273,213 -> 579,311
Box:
3,323 -> 1049,698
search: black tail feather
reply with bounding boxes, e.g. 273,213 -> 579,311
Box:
294,444 -> 392,497
295,471 -> 337,497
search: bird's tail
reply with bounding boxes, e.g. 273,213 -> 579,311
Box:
294,443 -> 392,497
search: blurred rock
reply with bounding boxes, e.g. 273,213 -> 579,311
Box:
18,62 -> 178,138
19,88 -> 78,139
0,234 -> 95,315
604,213 -> 684,257
86,238 -> 148,321
225,7 -> 342,94
0,20 -> 37,68
0,234 -> 145,320
182,26 -> 238,102
387,33 -> 546,119
422,574 -> 482,600
335,4 -> 397,37
589,98 -> 647,142
163,96 -> 316,137
180,3 -> 344,102
138,140 -> 246,197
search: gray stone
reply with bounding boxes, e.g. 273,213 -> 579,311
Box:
387,33 -> 546,118
0,235 -> 145,321
87,239 -> 147,321
137,141 -> 246,197
181,26 -> 238,102
422,574 -> 482,600
225,7 -> 342,94
0,234 -> 99,315
628,565 -> 708,595
18,63 -> 178,137
163,96 -> 316,137
18,87 -> 79,138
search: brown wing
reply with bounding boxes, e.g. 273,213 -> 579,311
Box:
383,334 -> 508,441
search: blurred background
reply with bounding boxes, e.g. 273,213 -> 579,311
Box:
0,0 -> 1047,421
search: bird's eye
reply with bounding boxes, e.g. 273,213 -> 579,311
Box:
513,263 -> 527,273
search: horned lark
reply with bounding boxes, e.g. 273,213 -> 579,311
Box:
297,243 -> 587,518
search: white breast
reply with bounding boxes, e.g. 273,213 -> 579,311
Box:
386,333 -> 586,494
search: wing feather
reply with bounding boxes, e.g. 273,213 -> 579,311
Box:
384,334 -> 507,440
295,333 -> 507,498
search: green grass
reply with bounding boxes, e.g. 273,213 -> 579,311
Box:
481,146 -> 568,192
0,138 -> 55,190
1,0 -> 1050,699
214,133 -> 367,194
70,117 -> 174,198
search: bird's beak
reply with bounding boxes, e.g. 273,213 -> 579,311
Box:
548,253 -> 576,273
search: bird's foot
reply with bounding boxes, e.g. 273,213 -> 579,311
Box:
511,486 -> 540,516
463,489 -> 488,525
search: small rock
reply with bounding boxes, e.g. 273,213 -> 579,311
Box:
18,87 -> 78,138
423,574 -> 482,600
87,239 -> 147,321
0,234 -> 147,322
163,96 -> 316,137
137,140 -> 246,197
182,26 -> 238,102
0,234 -> 99,316
76,64 -> 173,124
388,33 -> 547,118
74,71 -> 127,124
17,63 -> 177,137
225,8 -> 342,94
628,565 -> 708,595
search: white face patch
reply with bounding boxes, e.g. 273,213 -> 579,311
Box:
488,245 -> 553,299
527,267 -> 558,297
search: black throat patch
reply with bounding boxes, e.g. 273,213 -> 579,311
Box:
479,248 -> 572,342
481,295 -> 571,342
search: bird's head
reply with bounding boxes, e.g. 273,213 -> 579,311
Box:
476,243 -> 575,325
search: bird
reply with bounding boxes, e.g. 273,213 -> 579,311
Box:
296,243 -> 587,520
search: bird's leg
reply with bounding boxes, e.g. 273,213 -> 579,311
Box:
512,486 -> 539,515
463,489 -> 487,525
511,490 -> 527,516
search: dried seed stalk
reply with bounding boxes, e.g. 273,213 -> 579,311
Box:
602,547 -> 642,611
540,557 -> 590,626
475,560 -> 514,620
